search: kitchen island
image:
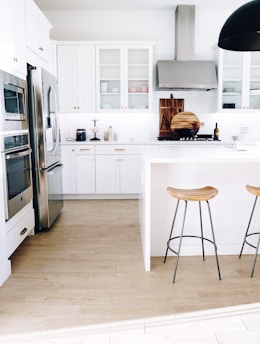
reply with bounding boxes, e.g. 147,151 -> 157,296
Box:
139,143 -> 260,271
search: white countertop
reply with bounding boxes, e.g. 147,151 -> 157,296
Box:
61,139 -> 235,146
141,143 -> 260,163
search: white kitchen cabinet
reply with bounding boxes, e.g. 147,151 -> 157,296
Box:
75,147 -> 95,194
6,205 -> 34,258
25,0 -> 52,67
62,144 -> 141,197
57,45 -> 96,113
61,146 -> 77,194
217,48 -> 260,111
0,0 -> 26,77
95,145 -> 142,194
96,45 -> 153,112
61,145 -> 95,195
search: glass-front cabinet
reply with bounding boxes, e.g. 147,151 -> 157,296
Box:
96,45 -> 153,112
218,48 -> 260,111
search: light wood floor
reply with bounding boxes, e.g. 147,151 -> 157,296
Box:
0,199 -> 260,336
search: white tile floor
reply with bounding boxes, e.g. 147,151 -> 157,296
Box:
1,302 -> 260,343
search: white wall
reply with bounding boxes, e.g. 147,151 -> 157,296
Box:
43,4 -> 260,143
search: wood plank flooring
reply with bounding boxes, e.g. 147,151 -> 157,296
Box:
0,199 -> 260,336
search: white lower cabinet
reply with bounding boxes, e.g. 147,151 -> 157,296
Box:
61,145 -> 95,194
61,144 -> 142,197
6,203 -> 35,258
75,148 -> 95,194
96,154 -> 141,194
95,145 -> 142,194
61,146 -> 77,194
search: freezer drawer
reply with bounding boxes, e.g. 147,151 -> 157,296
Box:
38,162 -> 63,230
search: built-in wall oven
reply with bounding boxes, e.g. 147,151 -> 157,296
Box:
1,132 -> 33,221
0,69 -> 32,221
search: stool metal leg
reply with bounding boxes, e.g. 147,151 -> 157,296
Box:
239,196 -> 258,258
172,201 -> 188,283
199,201 -> 205,260
206,200 -> 221,280
164,199 -> 180,263
251,233 -> 260,277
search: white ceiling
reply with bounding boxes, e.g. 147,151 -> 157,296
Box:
34,0 -> 248,11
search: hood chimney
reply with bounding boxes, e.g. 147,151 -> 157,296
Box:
175,5 -> 195,60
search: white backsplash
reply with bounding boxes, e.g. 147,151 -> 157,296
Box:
59,90 -> 260,144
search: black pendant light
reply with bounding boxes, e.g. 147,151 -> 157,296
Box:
218,0 -> 260,51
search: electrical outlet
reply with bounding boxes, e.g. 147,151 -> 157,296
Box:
240,126 -> 249,134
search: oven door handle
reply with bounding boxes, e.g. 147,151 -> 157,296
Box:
5,148 -> 32,160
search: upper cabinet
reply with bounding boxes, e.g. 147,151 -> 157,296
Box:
96,45 -> 153,112
218,48 -> 260,112
25,0 -> 52,68
0,0 -> 26,77
57,44 -> 96,113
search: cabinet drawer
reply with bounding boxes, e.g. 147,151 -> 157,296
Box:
6,208 -> 35,257
96,145 -> 141,155
75,145 -> 95,155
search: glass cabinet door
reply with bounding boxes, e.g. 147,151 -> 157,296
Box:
221,50 -> 243,110
96,45 -> 152,112
219,49 -> 260,111
127,48 -> 150,110
98,48 -> 121,110
249,51 -> 260,109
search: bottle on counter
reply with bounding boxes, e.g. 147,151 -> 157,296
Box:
108,126 -> 113,141
213,123 -> 219,141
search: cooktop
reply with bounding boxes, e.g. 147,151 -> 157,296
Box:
157,134 -> 216,141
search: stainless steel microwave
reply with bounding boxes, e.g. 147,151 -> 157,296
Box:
0,70 -> 28,131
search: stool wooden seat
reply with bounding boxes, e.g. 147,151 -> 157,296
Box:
167,186 -> 219,202
164,186 -> 221,283
239,184 -> 260,277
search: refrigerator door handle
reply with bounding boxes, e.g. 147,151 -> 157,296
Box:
47,164 -> 63,176
41,162 -> 63,173
48,84 -> 60,154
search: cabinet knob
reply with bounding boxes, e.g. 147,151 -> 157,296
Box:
39,47 -> 44,51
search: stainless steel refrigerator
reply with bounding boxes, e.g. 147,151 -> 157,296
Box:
27,65 -> 63,232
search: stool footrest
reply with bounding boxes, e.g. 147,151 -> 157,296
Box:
167,235 -> 217,256
244,232 -> 260,250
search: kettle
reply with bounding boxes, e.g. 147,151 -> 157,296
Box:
76,129 -> 86,141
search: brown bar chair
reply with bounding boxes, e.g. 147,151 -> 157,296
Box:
164,186 -> 221,283
239,184 -> 260,277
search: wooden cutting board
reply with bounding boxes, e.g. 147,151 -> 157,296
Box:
159,97 -> 184,138
170,111 -> 200,132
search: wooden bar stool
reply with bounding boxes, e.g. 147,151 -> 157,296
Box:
164,186 -> 221,283
239,184 -> 260,277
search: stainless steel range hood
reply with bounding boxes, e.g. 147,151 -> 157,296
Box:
157,5 -> 217,91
